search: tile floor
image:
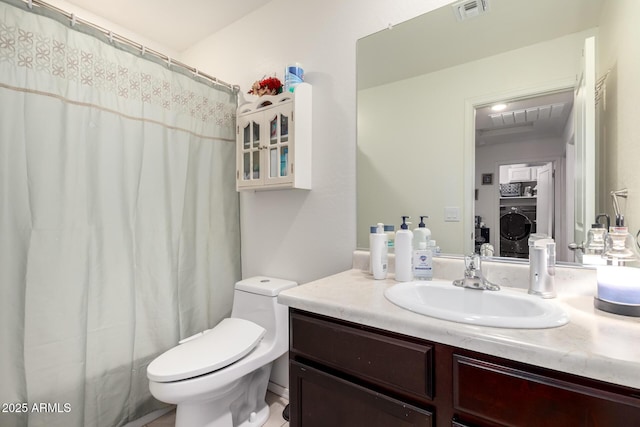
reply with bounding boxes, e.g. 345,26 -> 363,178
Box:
144,392 -> 289,427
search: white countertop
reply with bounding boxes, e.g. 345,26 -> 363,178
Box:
278,264 -> 640,390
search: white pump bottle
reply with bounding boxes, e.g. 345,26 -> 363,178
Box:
413,215 -> 432,249
395,216 -> 413,282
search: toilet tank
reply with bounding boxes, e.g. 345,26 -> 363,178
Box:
231,276 -> 297,345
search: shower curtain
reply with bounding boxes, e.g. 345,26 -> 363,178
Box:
0,1 -> 240,426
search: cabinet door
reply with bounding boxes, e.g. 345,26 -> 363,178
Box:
237,114 -> 263,189
508,166 -> 531,182
453,354 -> 640,426
290,311 -> 434,400
290,361 -> 433,427
263,103 -> 294,187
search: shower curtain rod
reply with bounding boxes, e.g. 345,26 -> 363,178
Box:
18,0 -> 240,93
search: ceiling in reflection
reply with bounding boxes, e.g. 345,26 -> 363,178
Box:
357,0 -> 603,90
475,90 -> 574,146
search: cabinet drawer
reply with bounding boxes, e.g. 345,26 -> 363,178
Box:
290,361 -> 433,427
291,311 -> 434,399
453,354 -> 640,426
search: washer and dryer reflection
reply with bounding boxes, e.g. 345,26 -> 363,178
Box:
500,204 -> 536,258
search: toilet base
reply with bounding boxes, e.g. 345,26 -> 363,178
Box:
173,365 -> 272,427
236,404 -> 270,427
175,401 -> 269,427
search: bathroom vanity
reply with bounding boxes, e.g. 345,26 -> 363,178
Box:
278,261 -> 640,427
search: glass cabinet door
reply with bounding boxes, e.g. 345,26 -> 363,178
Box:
240,118 -> 262,183
267,106 -> 292,183
237,102 -> 296,190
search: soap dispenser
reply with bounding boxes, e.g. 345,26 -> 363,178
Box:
413,215 -> 431,249
528,236 -> 556,298
395,216 -> 413,282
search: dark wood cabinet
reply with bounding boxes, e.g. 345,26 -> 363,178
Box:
290,361 -> 433,427
453,354 -> 640,427
290,309 -> 434,400
289,309 -> 640,427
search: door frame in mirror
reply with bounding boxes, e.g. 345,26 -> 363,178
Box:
463,77 -> 578,255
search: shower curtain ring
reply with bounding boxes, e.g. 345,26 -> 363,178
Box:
70,13 -> 77,27
27,0 -> 33,9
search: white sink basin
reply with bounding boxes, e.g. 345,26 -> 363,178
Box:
384,280 -> 569,329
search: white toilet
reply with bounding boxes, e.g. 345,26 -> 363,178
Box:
147,276 -> 297,427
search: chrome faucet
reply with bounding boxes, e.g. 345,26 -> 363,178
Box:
453,254 -> 500,291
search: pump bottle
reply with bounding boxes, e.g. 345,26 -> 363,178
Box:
413,215 -> 431,249
395,216 -> 413,282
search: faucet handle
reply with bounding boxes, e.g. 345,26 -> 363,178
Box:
480,243 -> 495,257
464,254 -> 480,275
458,253 -> 500,291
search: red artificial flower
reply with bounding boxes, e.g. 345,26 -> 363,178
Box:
248,76 -> 283,96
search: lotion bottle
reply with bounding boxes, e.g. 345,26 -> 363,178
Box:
413,215 -> 432,249
395,216 -> 413,282
384,224 -> 395,253
369,223 -> 388,279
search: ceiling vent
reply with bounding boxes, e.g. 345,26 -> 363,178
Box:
452,0 -> 490,22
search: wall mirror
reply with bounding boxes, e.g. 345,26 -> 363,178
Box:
356,0 -> 605,264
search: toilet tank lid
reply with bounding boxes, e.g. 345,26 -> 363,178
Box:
235,276 -> 297,296
146,318 -> 266,383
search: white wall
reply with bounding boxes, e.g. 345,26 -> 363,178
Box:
179,0 -> 453,285
45,0 -> 179,58
357,30 -> 593,253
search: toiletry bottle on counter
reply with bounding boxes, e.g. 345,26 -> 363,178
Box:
428,240 -> 440,256
384,224 -> 395,253
413,216 -> 431,249
367,226 -> 376,274
369,223 -> 388,280
395,216 -> 413,282
413,241 -> 433,280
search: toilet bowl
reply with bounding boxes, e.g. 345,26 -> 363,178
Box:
147,276 -> 297,427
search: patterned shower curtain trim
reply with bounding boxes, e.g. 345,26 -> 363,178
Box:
0,0 -> 236,141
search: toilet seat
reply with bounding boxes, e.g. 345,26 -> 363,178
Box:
147,318 -> 266,383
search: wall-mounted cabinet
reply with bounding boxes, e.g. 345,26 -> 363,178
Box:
236,83 -> 312,191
